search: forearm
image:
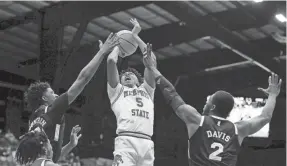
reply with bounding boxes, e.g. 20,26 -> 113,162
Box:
78,50 -> 106,81
107,47 -> 120,88
60,142 -> 75,160
260,95 -> 277,120
133,35 -> 147,54
153,70 -> 185,110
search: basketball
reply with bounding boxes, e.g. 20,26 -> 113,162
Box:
117,30 -> 138,58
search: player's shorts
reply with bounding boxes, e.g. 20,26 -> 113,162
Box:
113,135 -> 154,166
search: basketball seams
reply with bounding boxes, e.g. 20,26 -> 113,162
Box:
119,36 -> 137,48
119,44 -> 128,55
116,30 -> 138,57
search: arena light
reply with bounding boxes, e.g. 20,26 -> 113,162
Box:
253,0 -> 263,2
275,14 -> 287,23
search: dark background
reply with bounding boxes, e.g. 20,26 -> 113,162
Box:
0,1 -> 285,166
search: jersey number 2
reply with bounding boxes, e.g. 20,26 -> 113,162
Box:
209,142 -> 223,161
136,97 -> 143,107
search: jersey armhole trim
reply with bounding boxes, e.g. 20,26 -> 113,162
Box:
143,81 -> 155,101
41,159 -> 46,166
233,123 -> 238,135
199,116 -> 205,127
111,86 -> 124,106
187,140 -> 191,159
44,106 -> 48,113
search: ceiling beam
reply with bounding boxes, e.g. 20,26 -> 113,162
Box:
130,37 -> 281,71
0,1 -> 150,31
155,1 -> 283,76
209,1 -> 280,31
0,10 -> 38,31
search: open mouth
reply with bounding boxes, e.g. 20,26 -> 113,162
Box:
125,77 -> 131,81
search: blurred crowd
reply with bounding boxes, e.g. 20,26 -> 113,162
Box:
0,130 -> 82,166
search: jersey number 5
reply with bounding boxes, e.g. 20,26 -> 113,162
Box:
209,142 -> 223,161
136,97 -> 143,107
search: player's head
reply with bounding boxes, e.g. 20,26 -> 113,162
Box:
15,131 -> 53,165
203,90 -> 234,118
120,68 -> 143,88
25,81 -> 58,110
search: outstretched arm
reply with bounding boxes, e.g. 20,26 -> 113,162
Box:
107,46 -> 121,88
59,125 -> 82,161
235,73 -> 281,144
152,69 -> 202,125
130,18 -> 155,89
143,44 -> 202,137
46,33 -> 118,123
67,33 -> 118,104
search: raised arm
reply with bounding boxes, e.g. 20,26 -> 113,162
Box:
235,73 -> 281,144
143,44 -> 202,137
59,125 -> 82,161
130,18 -> 155,89
107,46 -> 121,88
67,33 -> 118,104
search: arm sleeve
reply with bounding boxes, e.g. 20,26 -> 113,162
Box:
155,75 -> 185,110
143,80 -> 155,101
46,93 -> 69,124
107,83 -> 123,104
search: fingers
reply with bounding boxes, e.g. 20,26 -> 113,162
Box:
106,32 -> 114,41
270,73 -> 281,86
257,87 -> 268,96
146,43 -> 152,58
268,75 -> 271,85
98,40 -> 103,48
130,18 -> 137,24
274,73 -> 279,84
77,134 -> 82,140
271,73 -> 275,84
257,87 -> 266,92
72,125 -> 81,134
278,79 -> 282,88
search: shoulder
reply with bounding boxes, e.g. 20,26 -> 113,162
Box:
30,105 -> 46,120
45,161 -> 60,166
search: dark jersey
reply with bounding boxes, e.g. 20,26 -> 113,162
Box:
188,116 -> 240,166
29,93 -> 69,162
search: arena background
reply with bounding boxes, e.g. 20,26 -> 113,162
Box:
0,1 -> 286,166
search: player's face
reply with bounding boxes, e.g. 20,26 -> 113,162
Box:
203,94 -> 215,115
42,88 -> 58,105
121,72 -> 139,88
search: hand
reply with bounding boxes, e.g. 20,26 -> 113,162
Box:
98,33 -> 119,54
107,46 -> 121,63
258,73 -> 282,97
130,18 -> 141,35
112,154 -> 124,166
143,43 -> 157,69
69,125 -> 82,147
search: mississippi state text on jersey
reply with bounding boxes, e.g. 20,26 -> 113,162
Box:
108,81 -> 155,137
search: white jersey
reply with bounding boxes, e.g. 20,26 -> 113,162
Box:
108,81 -> 155,137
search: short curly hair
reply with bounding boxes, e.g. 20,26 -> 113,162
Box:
15,131 -> 49,165
24,81 -> 51,111
120,68 -> 143,85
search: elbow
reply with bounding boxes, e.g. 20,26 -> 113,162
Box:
260,114 -> 272,123
78,69 -> 90,82
107,57 -> 117,64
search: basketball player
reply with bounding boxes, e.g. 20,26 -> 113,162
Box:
15,125 -> 82,166
143,43 -> 282,166
26,33 -> 118,162
105,18 -> 156,166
